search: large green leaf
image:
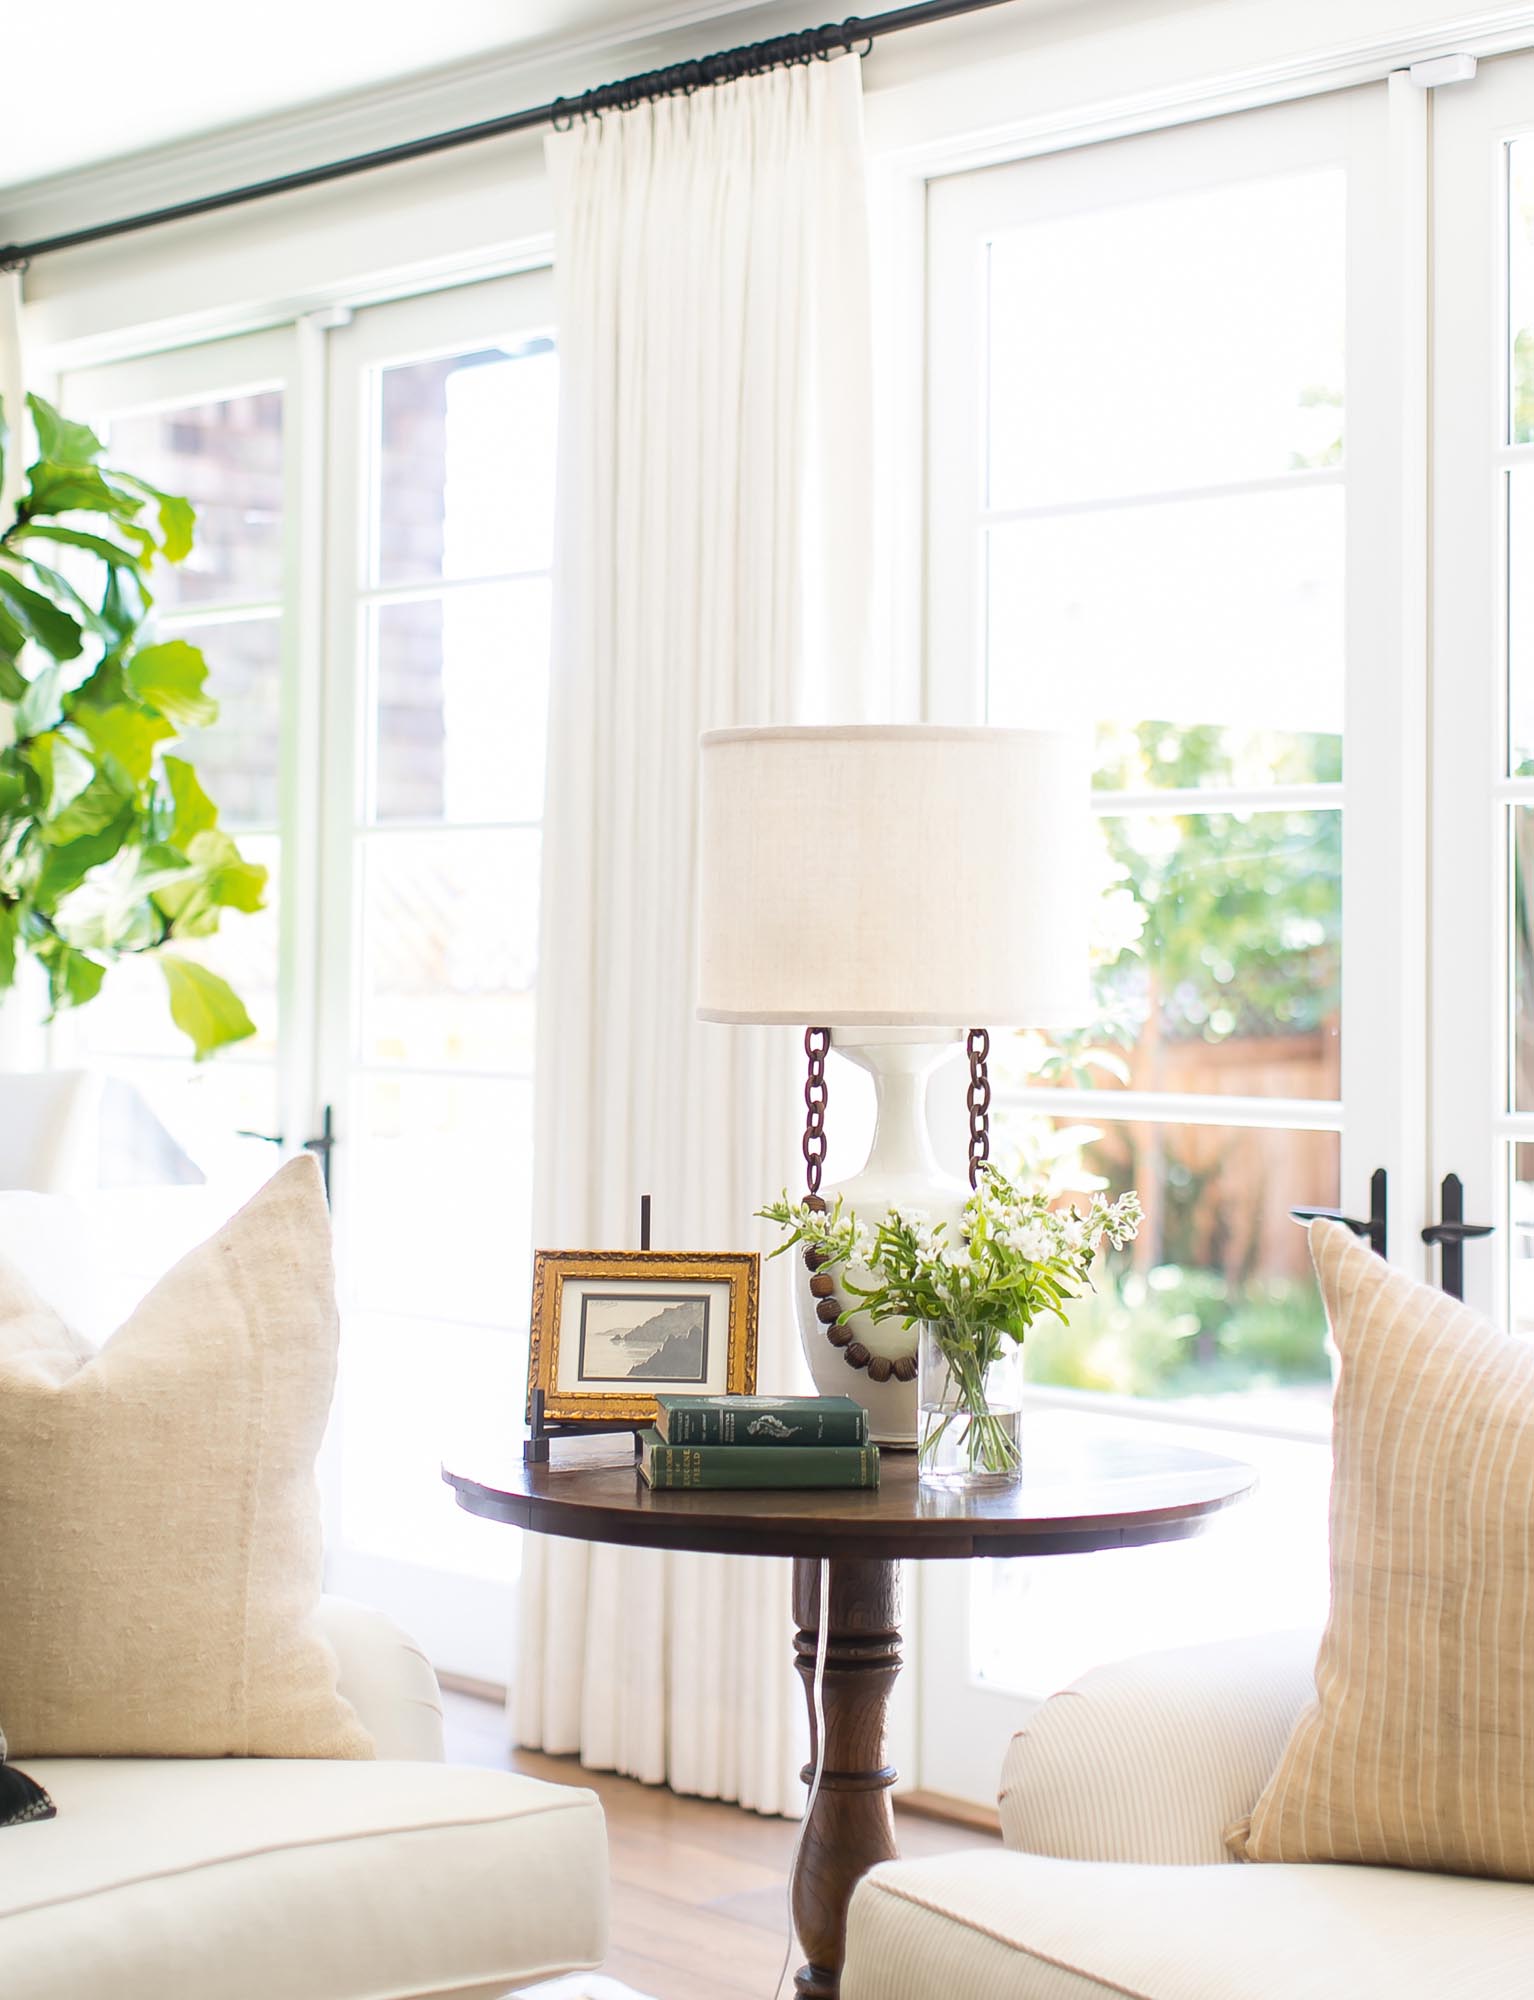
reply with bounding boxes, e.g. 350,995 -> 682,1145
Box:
68,652 -> 128,712
99,563 -> 152,644
125,640 -> 217,731
26,394 -> 104,467
39,939 -> 107,1014
24,732 -> 94,816
159,953 -> 257,1060
74,702 -> 176,787
15,664 -> 65,740
162,754 -> 218,847
15,522 -> 142,568
112,472 -> 195,564
155,828 -> 267,937
22,461 -> 144,523
25,560 -> 112,641
53,841 -> 188,953
0,768 -> 24,819
0,568 -> 83,660
33,803 -> 136,908
45,770 -> 130,844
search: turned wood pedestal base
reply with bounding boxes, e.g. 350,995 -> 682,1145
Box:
791,1555 -> 902,2000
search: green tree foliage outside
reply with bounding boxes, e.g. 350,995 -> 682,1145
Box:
0,395 -> 266,1057
1018,719 -> 1341,1403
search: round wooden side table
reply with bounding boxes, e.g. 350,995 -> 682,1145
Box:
446,1412 -> 1254,2000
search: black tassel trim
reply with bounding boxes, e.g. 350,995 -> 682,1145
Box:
0,1759 -> 55,1827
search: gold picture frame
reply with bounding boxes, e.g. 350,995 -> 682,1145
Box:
526,1249 -> 760,1425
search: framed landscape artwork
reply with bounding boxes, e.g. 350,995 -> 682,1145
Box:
526,1249 -> 760,1424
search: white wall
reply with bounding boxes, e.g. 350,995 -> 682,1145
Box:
12,0 -> 1534,368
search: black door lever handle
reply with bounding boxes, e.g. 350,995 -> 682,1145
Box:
1421,1173 -> 1493,1300
1291,1167 -> 1387,1259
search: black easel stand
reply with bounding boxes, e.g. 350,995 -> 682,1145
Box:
523,1195 -> 655,1464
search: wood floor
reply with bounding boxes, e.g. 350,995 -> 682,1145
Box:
442,1690 -> 1000,2000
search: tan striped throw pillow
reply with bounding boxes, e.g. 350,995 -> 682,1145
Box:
1230,1217 -> 1534,1879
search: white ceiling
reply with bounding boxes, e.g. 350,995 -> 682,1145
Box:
0,0 -> 767,191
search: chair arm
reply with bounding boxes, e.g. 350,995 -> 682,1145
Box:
998,1627 -> 1319,1866
314,1595 -> 446,1761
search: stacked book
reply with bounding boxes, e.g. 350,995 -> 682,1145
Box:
636,1394 -> 879,1489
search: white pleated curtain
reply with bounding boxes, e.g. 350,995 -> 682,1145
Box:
512,56 -> 873,1815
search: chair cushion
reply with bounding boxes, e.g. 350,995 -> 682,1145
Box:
842,1848 -> 1534,2000
1,1757 -> 608,2000
1234,1218 -> 1534,1879
0,1155 -> 371,1760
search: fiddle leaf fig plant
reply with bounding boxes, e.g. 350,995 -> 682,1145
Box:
0,392 -> 267,1058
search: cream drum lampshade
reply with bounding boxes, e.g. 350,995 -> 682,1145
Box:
696,724 -> 1091,1027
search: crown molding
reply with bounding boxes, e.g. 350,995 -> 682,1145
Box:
865,0 -> 1534,174
0,0 -> 801,242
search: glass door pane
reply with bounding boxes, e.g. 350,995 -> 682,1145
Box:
921,85 -> 1403,1803
320,275 -> 557,1681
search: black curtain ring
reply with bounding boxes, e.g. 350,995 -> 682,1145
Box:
550,97 -> 574,133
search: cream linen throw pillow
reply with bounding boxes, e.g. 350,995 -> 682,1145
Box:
1230,1217 -> 1534,1879
0,1155 -> 372,1760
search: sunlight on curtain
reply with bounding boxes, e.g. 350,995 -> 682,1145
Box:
512,55 -> 874,1817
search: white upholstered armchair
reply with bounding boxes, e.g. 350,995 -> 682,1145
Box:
3,1596 -> 609,2000
843,1629 -> 1534,1999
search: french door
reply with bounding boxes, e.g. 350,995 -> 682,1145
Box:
917,82 -> 1426,1801
1432,51 -> 1534,1335
55,271 -> 557,1682
317,277 -> 555,1680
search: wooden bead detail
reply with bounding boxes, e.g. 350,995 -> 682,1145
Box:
816,1298 -> 842,1325
809,1273 -> 836,1299
803,1194 -> 828,1213
866,1355 -> 893,1384
826,1321 -> 854,1348
844,1341 -> 871,1370
892,1354 -> 918,1383
804,1246 -> 830,1272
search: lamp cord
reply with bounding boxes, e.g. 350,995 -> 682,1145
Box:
774,1555 -> 830,2000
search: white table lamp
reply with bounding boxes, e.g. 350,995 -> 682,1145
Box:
697,724 -> 1091,1443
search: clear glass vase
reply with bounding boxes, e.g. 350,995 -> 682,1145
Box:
917,1321 -> 1024,1491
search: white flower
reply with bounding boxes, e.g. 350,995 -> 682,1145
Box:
1008,1220 -> 1053,1260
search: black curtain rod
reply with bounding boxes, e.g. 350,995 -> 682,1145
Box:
0,0 -> 1015,271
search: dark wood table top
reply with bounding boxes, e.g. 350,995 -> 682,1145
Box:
445,1408 -> 1256,1561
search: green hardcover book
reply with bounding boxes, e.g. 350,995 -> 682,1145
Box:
636,1427 -> 880,1490
653,1393 -> 868,1447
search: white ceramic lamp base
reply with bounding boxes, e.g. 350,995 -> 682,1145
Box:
793,1028 -> 969,1448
